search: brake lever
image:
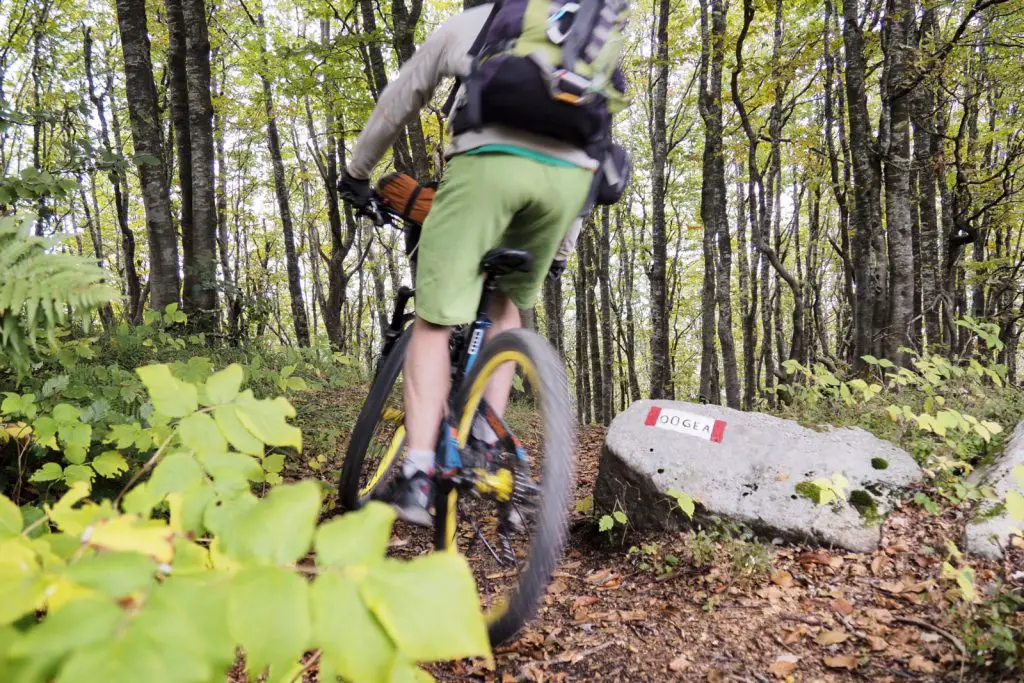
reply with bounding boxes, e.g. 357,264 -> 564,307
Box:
355,198 -> 387,227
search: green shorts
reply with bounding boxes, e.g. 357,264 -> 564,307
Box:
415,153 -> 592,325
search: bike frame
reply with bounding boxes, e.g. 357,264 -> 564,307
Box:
369,196 -> 528,481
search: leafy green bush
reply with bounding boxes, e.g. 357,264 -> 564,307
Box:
779,326 -> 1024,507
0,362 -> 490,682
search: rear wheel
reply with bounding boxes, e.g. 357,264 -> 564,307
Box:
434,329 -> 575,645
338,328 -> 411,511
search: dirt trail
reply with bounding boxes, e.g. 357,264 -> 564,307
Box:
420,427 -> 1019,682
299,389 -> 1019,682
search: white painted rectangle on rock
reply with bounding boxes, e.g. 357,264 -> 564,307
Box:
644,406 -> 726,443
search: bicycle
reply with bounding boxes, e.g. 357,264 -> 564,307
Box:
337,191 -> 576,645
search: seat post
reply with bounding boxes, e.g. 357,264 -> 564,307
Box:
475,273 -> 500,322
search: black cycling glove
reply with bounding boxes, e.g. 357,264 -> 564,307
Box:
338,169 -> 371,209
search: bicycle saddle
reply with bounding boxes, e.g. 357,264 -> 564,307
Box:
480,248 -> 534,276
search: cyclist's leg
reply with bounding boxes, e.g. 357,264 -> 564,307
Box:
403,315 -> 451,458
394,154 -> 530,518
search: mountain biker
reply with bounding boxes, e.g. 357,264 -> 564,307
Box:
339,1 -> 628,525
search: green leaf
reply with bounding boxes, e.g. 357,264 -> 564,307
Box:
598,515 -> 614,532
1006,490 -> 1024,522
612,510 -> 628,525
213,406 -> 264,455
234,393 -> 302,451
389,659 -> 434,683
92,451 -> 130,478
667,489 -> 695,520
30,462 -> 63,483
362,554 -> 489,662
136,365 -> 198,418
263,453 -> 285,475
222,481 -> 320,564
122,482 -> 162,518
315,501 -> 395,568
196,452 -> 262,485
65,552 -> 157,598
204,364 -> 243,406
0,495 -> 23,538
312,571 -> 396,682
9,596 -> 122,661
63,464 -> 96,485
52,403 -> 81,424
574,496 -> 594,513
203,491 -> 258,537
229,566 -> 311,679
178,412 -> 227,456
861,355 -> 879,365
105,423 -> 152,451
61,422 -> 92,465
149,453 -> 205,497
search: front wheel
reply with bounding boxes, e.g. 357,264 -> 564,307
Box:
338,328 -> 411,511
435,329 -> 575,645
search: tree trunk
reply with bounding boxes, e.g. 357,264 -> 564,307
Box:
165,0 -> 195,317
598,206 -> 615,423
259,16 -> 309,347
542,276 -> 564,357
114,0 -> 180,311
574,254 -> 590,424
181,0 -> 219,329
842,0 -> 886,365
358,0 -> 413,174
616,206 -> 641,403
391,0 -> 430,179
584,225 -> 604,423
84,29 -> 142,322
699,0 -> 738,408
647,0 -> 671,400
882,0 -> 915,362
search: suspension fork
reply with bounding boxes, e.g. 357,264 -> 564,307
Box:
380,285 -> 414,358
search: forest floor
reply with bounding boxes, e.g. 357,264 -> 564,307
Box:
295,388 -> 1023,683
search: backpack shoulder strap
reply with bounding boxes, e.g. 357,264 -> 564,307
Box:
560,0 -> 602,71
441,1 -> 502,117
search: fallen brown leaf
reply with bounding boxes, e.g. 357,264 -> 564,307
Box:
769,654 -> 799,678
571,595 -> 599,612
548,579 -> 567,595
830,597 -> 855,615
797,550 -> 831,566
776,473 -> 790,482
823,654 -> 859,670
771,570 -> 794,588
815,629 -> 851,646
619,609 -> 647,622
880,580 -> 906,594
669,654 -> 688,673
866,635 -> 889,651
871,554 -> 887,576
908,655 -> 938,673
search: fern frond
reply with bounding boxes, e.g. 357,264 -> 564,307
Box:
0,213 -> 115,371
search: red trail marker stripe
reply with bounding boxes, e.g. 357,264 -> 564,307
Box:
645,406 -> 662,426
710,420 -> 726,443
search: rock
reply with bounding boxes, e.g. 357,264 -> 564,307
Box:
965,421 -> 1024,559
594,400 -> 922,552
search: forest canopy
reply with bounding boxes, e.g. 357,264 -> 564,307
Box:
1,0 -> 1023,413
